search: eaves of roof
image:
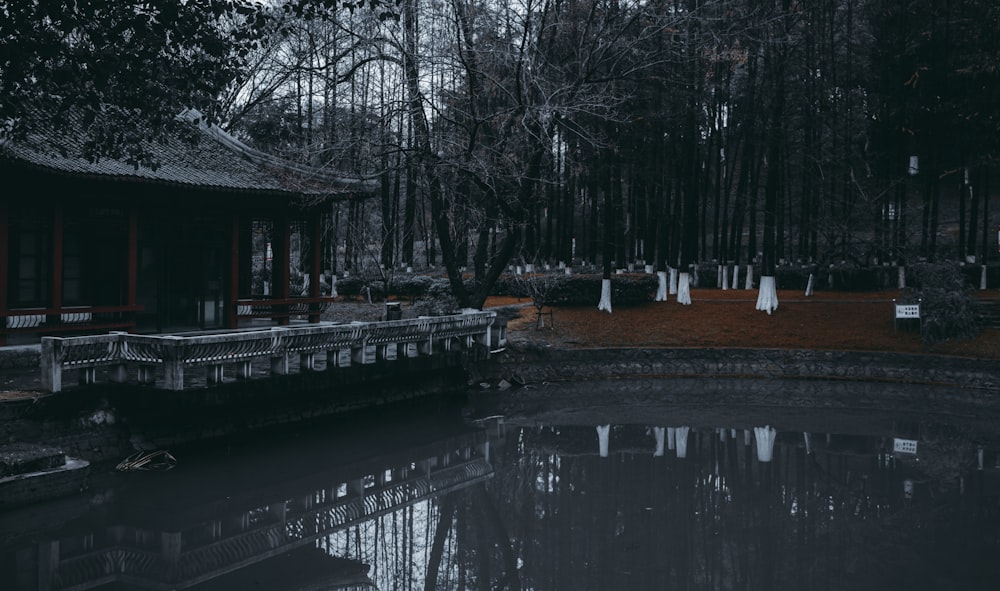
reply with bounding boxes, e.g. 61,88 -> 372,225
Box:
0,108 -> 377,199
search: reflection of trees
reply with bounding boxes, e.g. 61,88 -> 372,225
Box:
459,424 -> 999,590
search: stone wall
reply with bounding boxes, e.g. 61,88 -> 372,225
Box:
0,345 -> 40,370
486,347 -> 1000,391
0,354 -> 471,466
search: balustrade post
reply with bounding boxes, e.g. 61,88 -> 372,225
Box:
270,327 -> 289,375
162,336 -> 186,391
37,540 -> 59,591
475,322 -> 492,352
161,531 -> 182,566
418,332 -> 433,356
79,367 -> 97,386
396,342 -> 413,358
108,331 -> 128,383
235,360 -> 253,379
376,342 -> 398,362
40,337 -> 63,393
352,337 -> 374,365
137,365 -> 156,385
271,354 -> 289,375
207,364 -> 224,384
348,478 -> 365,497
326,349 -> 349,369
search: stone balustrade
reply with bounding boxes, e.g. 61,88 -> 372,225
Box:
40,311 -> 497,393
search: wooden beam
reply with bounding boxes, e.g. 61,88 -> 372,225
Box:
273,213 -> 290,325
0,202 -> 8,346
50,205 -> 64,317
127,207 -> 138,308
227,215 -> 240,329
309,214 -> 322,323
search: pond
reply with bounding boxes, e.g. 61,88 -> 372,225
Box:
1,378 -> 998,590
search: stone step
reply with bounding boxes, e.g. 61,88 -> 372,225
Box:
0,443 -> 66,478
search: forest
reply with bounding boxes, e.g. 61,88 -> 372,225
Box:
4,0 -> 999,310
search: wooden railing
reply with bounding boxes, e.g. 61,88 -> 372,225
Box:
235,296 -> 336,324
40,311 -> 496,392
1,304 -> 142,344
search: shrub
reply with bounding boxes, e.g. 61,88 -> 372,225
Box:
335,275 -> 367,298
543,273 -> 657,306
908,263 -> 980,346
492,274 -> 529,298
411,279 -> 462,316
392,274 -> 434,298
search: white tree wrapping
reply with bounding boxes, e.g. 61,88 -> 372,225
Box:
675,426 -> 690,458
669,267 -> 678,295
653,427 -> 665,457
598,278 -> 612,313
754,426 -> 777,462
744,264 -> 754,290
756,275 -> 778,314
677,272 -> 692,305
655,271 -> 668,301
597,424 -> 610,458
805,273 -> 814,296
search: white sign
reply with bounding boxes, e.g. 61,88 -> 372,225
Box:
895,304 -> 920,319
893,438 -> 918,454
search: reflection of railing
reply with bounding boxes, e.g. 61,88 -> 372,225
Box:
48,450 -> 492,589
55,547 -> 162,589
39,311 -> 496,392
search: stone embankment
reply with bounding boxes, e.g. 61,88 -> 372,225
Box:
480,346 -> 1000,391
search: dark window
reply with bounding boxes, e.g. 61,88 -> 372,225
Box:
8,208 -> 51,308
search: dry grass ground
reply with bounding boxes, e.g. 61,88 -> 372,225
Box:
488,289 -> 1000,360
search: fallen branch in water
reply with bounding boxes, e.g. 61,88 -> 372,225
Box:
116,450 -> 177,472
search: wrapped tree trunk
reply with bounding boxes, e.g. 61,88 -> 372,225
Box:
656,271 -> 668,301
598,163 -> 614,313
598,278 -> 612,313
677,271 -> 692,305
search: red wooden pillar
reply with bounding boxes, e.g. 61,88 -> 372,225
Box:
273,213 -> 290,325
309,214 -> 322,323
126,207 -> 138,331
226,215 -> 240,329
0,202 -> 9,346
49,206 -> 64,324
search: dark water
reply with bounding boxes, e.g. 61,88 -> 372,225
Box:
2,379 -> 999,591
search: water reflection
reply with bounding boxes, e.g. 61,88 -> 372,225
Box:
2,380 -> 999,590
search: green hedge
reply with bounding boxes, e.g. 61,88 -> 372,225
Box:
542,273 -> 658,306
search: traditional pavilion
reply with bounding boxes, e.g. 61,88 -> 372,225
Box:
0,109 -> 375,345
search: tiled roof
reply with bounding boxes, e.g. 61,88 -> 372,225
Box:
0,108 -> 376,198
